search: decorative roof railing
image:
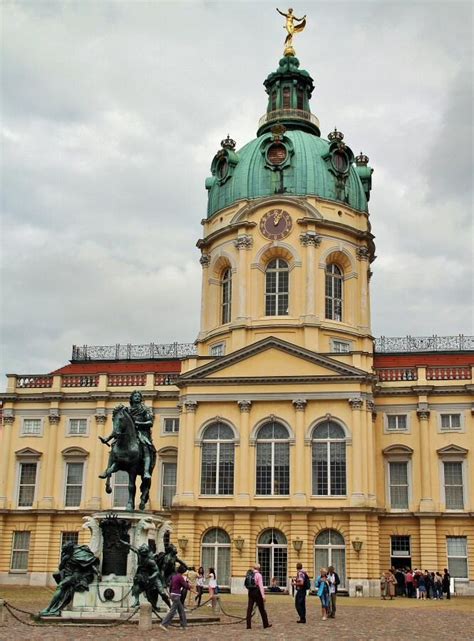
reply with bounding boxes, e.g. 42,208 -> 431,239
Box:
374,335 -> 474,353
258,108 -> 320,129
71,342 -> 197,361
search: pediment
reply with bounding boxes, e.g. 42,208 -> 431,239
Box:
179,337 -> 370,384
62,446 -> 89,459
383,444 -> 414,457
15,447 -> 42,459
437,444 -> 468,457
231,196 -> 324,225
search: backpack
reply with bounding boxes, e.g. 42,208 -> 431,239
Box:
244,570 -> 257,589
302,572 -> 311,591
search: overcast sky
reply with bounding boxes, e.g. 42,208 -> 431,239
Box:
1,0 -> 473,386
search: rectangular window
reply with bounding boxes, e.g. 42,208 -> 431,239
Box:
440,414 -> 461,430
282,87 -> 291,108
61,531 -> 79,549
11,531 -> 31,571
256,442 -> 289,496
444,462 -> 464,509
113,470 -> 129,508
161,462 -> 177,509
21,419 -> 42,436
447,536 -> 468,578
391,535 -> 411,557
18,462 -> 37,507
296,89 -> 304,110
387,415 -> 408,431
389,462 -> 409,509
210,343 -> 225,357
163,417 -> 180,434
332,340 -> 351,353
270,90 -> 277,111
64,462 -> 84,507
68,418 -> 87,435
312,442 -> 346,496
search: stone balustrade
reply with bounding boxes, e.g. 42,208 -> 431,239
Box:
376,367 -> 418,382
426,366 -> 471,380
108,373 -> 147,387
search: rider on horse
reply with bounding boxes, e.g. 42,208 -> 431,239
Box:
99,390 -> 156,479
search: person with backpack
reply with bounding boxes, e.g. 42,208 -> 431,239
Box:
327,565 -> 341,618
245,564 -> 272,630
294,562 -> 310,623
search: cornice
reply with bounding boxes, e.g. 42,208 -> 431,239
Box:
178,374 -> 372,387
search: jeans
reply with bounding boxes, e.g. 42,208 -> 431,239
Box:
161,593 -> 187,628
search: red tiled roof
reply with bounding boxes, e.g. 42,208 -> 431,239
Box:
374,353 -> 474,368
50,360 -> 182,375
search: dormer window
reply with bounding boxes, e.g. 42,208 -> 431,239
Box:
332,150 -> 349,173
217,158 -> 228,180
267,143 -> 287,166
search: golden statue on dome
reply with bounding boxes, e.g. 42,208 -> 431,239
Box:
276,7 -> 307,56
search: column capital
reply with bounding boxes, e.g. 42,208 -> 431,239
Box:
417,408 -> 430,420
95,413 -> 107,425
356,246 -> 370,260
48,409 -> 60,424
2,409 -> 14,425
184,400 -> 198,413
237,400 -> 252,412
292,398 -> 307,411
299,232 -> 322,247
234,234 -> 253,250
348,397 -> 363,410
200,253 -> 211,268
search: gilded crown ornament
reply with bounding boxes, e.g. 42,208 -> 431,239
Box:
328,127 -> 344,143
277,7 -> 307,56
355,151 -> 369,165
221,134 -> 236,150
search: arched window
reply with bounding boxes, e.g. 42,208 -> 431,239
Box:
256,421 -> 290,496
257,529 -> 288,588
325,264 -> 343,321
201,423 -> 235,495
221,268 -> 232,324
201,528 -> 231,587
312,421 -> 346,496
265,258 -> 289,316
314,530 -> 346,587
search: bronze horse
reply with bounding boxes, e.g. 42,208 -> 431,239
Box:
100,406 -> 155,511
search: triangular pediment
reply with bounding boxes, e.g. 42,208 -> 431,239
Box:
180,337 -> 370,384
437,444 -> 468,457
15,447 -> 42,459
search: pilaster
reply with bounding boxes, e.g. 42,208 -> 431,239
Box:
417,404 -> 434,511
349,397 -> 365,505
236,400 -> 252,505
292,399 -> 307,503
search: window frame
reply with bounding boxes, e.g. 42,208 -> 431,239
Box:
162,416 -> 180,435
257,528 -> 288,589
311,421 -> 347,497
325,263 -> 343,322
265,258 -> 289,317
255,421 -> 290,497
446,536 -> 468,579
200,423 -> 235,496
112,469 -> 129,509
16,461 -> 39,508
388,460 -> 410,510
63,461 -> 85,508
438,412 -> 464,433
221,268 -> 232,325
20,417 -> 44,437
161,460 -> 177,509
10,531 -> 31,573
331,339 -> 352,353
384,413 -> 410,434
67,417 -> 89,437
442,460 -> 465,511
210,343 -> 225,357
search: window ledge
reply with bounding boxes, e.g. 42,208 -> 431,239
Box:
310,495 -> 347,500
9,570 -> 28,574
254,495 -> 290,499
198,494 -> 234,499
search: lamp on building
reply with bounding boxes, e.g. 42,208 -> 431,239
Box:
352,539 -> 363,555
234,536 -> 245,552
292,538 -> 304,554
177,537 -> 188,552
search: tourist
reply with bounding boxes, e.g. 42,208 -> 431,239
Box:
294,562 -> 309,623
268,577 -> 283,592
395,568 -> 405,596
159,565 -> 191,631
434,572 -> 443,599
327,565 -> 341,618
386,570 -> 396,599
417,571 -> 427,600
405,568 -> 415,598
184,566 -> 198,607
442,568 -> 451,600
207,567 -> 218,609
316,568 -> 330,620
245,564 -> 272,630
195,566 -> 205,607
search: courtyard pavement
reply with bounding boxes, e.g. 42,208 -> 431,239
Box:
1,588 -> 473,641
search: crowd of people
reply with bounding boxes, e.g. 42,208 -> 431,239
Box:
381,567 -> 452,600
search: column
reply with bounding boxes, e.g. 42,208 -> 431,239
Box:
300,232 -> 321,318
236,400 -> 251,505
366,400 -> 376,502
199,254 -> 210,334
356,247 -> 370,330
0,412 -> 14,508
181,401 -> 197,501
234,235 -> 253,320
40,409 -> 61,509
292,399 -> 307,503
349,397 -> 365,506
89,410 -> 107,509
417,404 -> 434,511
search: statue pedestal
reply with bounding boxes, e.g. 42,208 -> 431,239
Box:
65,511 -> 172,617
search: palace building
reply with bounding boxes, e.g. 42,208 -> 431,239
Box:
1,42 -> 473,595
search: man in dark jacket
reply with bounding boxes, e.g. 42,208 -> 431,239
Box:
327,565 -> 341,618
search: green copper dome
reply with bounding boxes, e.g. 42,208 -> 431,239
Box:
205,56 -> 373,219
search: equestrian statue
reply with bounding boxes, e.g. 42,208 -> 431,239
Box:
98,390 -> 156,511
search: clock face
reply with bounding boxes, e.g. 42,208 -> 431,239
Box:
259,209 -> 293,240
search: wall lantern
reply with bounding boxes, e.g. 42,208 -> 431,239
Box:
352,539 -> 363,554
292,538 -> 303,553
234,536 -> 245,552
177,537 -> 188,551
